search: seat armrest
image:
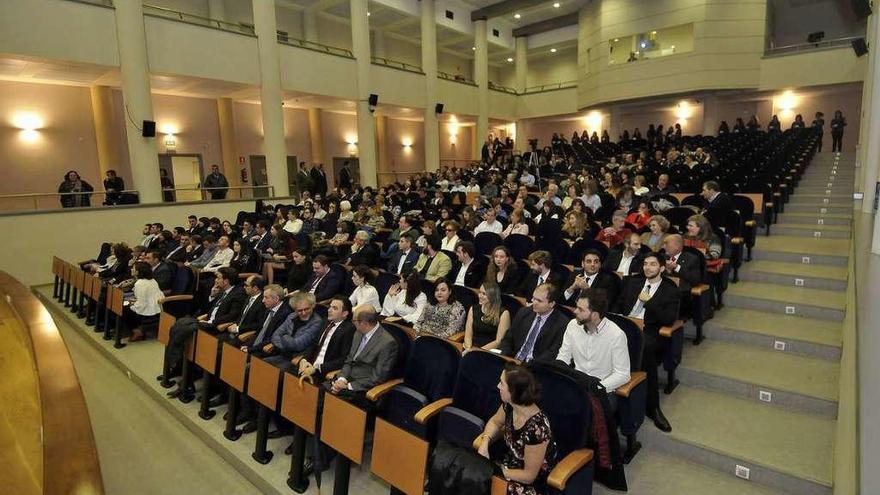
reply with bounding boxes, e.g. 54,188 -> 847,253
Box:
291,355 -> 303,367
160,294 -> 193,305
238,331 -> 256,343
366,378 -> 404,402
414,398 -> 453,425
691,284 -> 711,296
625,317 -> 645,331
659,320 -> 685,338
448,332 -> 465,343
614,371 -> 647,398
547,449 -> 594,490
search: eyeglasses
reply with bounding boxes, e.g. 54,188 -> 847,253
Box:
295,307 -> 313,313
445,229 -> 455,232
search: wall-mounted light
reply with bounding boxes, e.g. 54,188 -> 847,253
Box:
12,112 -> 44,143
506,57 -> 514,62
514,13 -> 521,19
402,137 -> 413,150
676,101 -> 691,121
777,90 -> 797,112
550,47 -> 557,53
553,2 -> 561,8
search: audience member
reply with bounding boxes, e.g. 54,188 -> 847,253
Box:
464,282 -> 511,350
413,278 -> 466,338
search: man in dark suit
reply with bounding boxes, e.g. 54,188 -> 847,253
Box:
242,284 -> 294,356
225,274 -> 267,341
387,235 -> 420,275
310,163 -> 328,197
453,241 -> 487,289
166,233 -> 190,263
303,255 -> 343,302
338,160 -> 353,190
564,249 -> 621,306
614,252 -> 679,433
661,235 -> 702,294
251,220 -> 273,253
500,284 -> 568,362
344,231 -> 379,267
603,233 -> 647,278
700,180 -> 735,213
517,250 -> 565,301
264,292 -> 325,371
297,297 -> 356,380
328,305 -> 398,399
145,249 -> 173,293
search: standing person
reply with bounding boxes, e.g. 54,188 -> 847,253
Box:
58,170 -> 94,208
160,168 -> 175,202
338,160 -> 353,190
812,112 -> 825,152
309,163 -> 327,196
103,170 -> 125,205
831,110 -> 846,152
203,164 -> 230,200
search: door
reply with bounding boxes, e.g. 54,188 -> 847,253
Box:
332,157 -> 359,189
249,155 -> 269,198
286,156 -> 299,197
160,154 -> 203,201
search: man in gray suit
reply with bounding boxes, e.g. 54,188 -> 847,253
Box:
329,305 -> 398,401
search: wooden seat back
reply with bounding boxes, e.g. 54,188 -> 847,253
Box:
247,357 -> 281,410
219,344 -> 248,392
107,286 -> 124,317
158,313 -> 176,345
320,392 -> 368,464
280,374 -> 320,434
194,330 -> 220,374
370,418 -> 429,495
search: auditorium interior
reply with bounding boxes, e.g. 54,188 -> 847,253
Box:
4,0 -> 880,494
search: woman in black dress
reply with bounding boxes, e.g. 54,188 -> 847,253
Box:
486,246 -> 520,294
464,282 -> 511,350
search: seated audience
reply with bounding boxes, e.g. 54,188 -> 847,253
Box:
641,215 -> 670,251
381,272 -> 428,324
464,282 -> 511,350
604,233 -> 645,277
564,249 -> 620,305
387,234 -> 420,275
453,241 -> 487,288
440,220 -> 462,251
486,246 -> 521,294
344,230 -> 379,267
595,210 -> 633,248
474,208 -> 503,235
501,283 -> 568,362
349,265 -> 382,312
264,292 -> 324,371
302,255 -> 343,302
285,249 -> 313,293
518,251 -> 564,300
413,278 -> 466,339
123,262 -> 164,342
414,236 -> 453,282
297,297 -> 356,381
500,209 -> 529,238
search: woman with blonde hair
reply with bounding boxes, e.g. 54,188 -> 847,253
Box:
562,210 -> 587,241
641,215 -> 670,251
464,282 -> 511,350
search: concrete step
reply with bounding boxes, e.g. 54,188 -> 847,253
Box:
647,386 -> 833,495
725,281 -> 845,321
676,340 -> 839,416
738,260 -> 847,291
771,223 -> 851,239
750,236 -> 849,266
784,204 -> 852,215
788,195 -> 853,206
777,212 -> 851,226
701,308 -> 841,360
794,186 -> 854,195
797,178 -> 855,188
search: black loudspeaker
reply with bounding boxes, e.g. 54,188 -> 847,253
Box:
368,94 -> 379,106
852,0 -> 872,19
852,38 -> 868,57
807,31 -> 824,43
435,103 -> 444,114
142,120 -> 156,137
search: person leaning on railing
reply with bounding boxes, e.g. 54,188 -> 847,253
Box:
58,170 -> 94,208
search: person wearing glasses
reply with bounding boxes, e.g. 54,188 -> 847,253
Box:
264,291 -> 325,372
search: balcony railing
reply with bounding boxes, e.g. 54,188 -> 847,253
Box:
143,4 -> 256,36
279,37 -> 354,59
489,81 -> 518,94
523,80 -> 577,94
438,71 -> 477,86
0,190 -> 141,212
371,57 -> 423,74
765,36 -> 862,57
63,0 -> 113,7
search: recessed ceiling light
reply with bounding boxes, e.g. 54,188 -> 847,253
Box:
472,46 -> 476,50
507,57 -> 514,62
553,2 -> 561,7
367,11 -> 371,16
514,13 -> 521,19
613,38 -> 619,42
550,48 -> 557,53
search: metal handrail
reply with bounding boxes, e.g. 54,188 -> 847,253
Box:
0,190 -> 140,211
280,37 -> 354,59
371,56 -> 423,73
489,81 -> 518,94
523,80 -> 578,94
143,4 -> 256,36
438,71 -> 477,86
765,36 -> 862,56
61,0 -> 114,7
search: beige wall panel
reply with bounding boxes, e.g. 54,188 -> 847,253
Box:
489,92 -> 518,121
518,88 -> 579,119
316,14 -> 353,51
370,66 -> 426,108
279,46 -> 357,100
436,79 -> 479,115
759,48 -> 868,90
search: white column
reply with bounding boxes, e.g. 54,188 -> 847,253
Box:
515,36 -> 527,93
303,9 -> 318,41
113,0 -> 161,204
308,108 -> 325,166
351,0 -> 378,187
515,119 -> 527,154
857,12 -> 877,172
862,11 -> 880,214
474,19 -> 489,161
702,95 -> 719,137
207,0 -> 226,21
373,29 -> 387,59
217,98 -> 240,188
422,0 -> 440,171
252,0 -> 290,197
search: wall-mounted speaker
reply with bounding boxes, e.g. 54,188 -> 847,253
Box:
368,94 -> 379,106
142,120 -> 156,137
435,103 -> 444,114
852,0 -> 872,19
852,38 -> 868,57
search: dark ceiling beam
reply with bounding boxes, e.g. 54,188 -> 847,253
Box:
471,0 -> 547,21
512,12 -> 578,37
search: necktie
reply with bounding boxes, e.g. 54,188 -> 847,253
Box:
238,296 -> 257,325
354,333 -> 370,360
310,274 -> 325,292
516,315 -> 545,361
254,309 -> 275,345
537,275 -> 545,286
311,321 -> 336,361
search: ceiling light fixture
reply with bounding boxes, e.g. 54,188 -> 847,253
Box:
367,11 -> 371,16
553,2 -> 561,7
507,57 -> 514,62
550,47 -> 557,53
514,13 -> 521,19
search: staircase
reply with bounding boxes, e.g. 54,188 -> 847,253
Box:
640,152 -> 853,495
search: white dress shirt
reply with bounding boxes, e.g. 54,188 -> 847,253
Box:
314,320 -> 342,370
131,279 -> 163,316
556,318 -> 630,392
441,235 -> 460,252
395,249 -> 413,274
628,278 -> 662,319
564,272 -> 598,302
454,259 -> 472,287
202,247 -> 234,272
381,291 -> 428,323
616,251 -> 636,275
474,220 -> 503,235
350,284 -> 382,312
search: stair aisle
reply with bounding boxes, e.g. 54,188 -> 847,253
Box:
644,151 -> 853,495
